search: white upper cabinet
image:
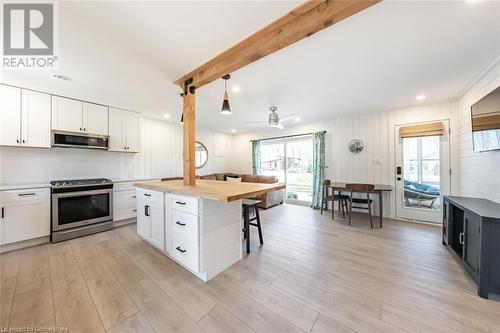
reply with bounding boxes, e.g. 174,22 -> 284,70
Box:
0,85 -> 21,146
83,102 -> 108,135
0,85 -> 51,148
52,96 -> 82,132
52,96 -> 108,135
125,111 -> 140,152
109,107 -> 140,152
21,89 -> 51,148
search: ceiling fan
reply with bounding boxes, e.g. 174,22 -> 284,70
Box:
242,106 -> 298,129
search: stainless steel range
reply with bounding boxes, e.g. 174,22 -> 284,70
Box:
51,178 -> 114,242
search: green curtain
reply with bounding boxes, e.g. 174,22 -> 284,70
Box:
311,131 -> 326,209
252,140 -> 261,175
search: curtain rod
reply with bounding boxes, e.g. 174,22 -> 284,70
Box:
250,131 -> 325,142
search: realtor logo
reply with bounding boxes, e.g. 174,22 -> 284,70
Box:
2,1 -> 58,69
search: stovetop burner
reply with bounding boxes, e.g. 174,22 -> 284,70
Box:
50,178 -> 113,187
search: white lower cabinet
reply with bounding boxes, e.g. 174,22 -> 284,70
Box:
136,188 -> 165,251
0,188 -> 50,245
135,189 -> 242,282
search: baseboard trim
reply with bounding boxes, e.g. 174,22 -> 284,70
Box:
0,236 -> 50,254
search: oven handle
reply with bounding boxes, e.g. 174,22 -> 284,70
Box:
52,188 -> 113,198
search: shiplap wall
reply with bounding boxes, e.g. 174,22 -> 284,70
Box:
229,101 -> 457,218
0,117 -> 231,184
455,58 -> 500,203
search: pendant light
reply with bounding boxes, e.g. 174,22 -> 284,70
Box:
221,74 -> 231,115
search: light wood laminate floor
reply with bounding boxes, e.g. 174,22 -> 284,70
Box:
1,204 -> 499,333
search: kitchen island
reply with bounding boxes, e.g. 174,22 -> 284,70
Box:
134,179 -> 285,281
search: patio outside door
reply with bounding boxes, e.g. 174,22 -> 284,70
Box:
260,136 -> 313,204
395,120 -> 450,223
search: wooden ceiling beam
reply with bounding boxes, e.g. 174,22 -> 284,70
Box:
174,0 -> 381,89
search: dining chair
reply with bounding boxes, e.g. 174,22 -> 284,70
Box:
345,183 -> 375,228
321,179 -> 349,219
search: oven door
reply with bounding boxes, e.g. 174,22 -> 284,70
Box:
52,189 -> 113,231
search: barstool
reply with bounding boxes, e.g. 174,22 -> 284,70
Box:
242,199 -> 263,254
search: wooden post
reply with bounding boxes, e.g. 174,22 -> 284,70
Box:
183,88 -> 196,186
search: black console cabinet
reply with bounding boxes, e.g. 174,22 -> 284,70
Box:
443,196 -> 500,299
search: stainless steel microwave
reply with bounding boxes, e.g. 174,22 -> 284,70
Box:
52,130 -> 109,150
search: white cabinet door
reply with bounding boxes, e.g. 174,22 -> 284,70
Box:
0,190 -> 50,245
150,202 -> 165,251
21,89 -> 51,148
0,85 -> 21,146
83,103 -> 108,135
136,195 -> 151,239
108,107 -> 125,151
125,112 -> 140,152
52,96 -> 83,132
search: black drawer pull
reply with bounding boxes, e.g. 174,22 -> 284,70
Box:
133,209 -> 137,212
175,221 -> 186,226
175,201 -> 186,205
144,194 -> 151,197
176,246 -> 186,253
1,207 -> 4,218
18,193 -> 35,197
132,195 -> 136,198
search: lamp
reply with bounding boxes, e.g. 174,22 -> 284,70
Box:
221,74 -> 231,115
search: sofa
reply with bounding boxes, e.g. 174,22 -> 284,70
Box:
161,173 -> 284,209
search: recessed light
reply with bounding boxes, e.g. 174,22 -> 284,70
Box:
163,114 -> 170,119
51,74 -> 71,81
416,94 -> 426,101
295,117 -> 301,122
232,85 -> 240,93
231,129 -> 236,133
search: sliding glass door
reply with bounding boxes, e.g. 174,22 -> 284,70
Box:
260,136 -> 313,204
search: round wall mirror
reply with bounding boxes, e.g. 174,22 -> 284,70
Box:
195,141 -> 208,169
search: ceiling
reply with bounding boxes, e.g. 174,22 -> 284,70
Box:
1,0 -> 499,134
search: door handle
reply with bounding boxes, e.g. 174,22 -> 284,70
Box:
396,177 -> 402,181
175,221 -> 186,226
459,232 -> 464,245
176,246 -> 186,253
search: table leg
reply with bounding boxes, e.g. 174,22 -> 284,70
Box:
378,191 -> 383,228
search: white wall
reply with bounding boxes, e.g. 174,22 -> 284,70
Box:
455,58 -> 500,203
230,102 -> 457,218
0,116 -> 232,185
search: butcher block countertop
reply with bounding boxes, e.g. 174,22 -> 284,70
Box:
134,179 -> 286,202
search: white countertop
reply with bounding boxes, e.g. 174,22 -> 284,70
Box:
0,177 -> 161,191
0,183 -> 52,191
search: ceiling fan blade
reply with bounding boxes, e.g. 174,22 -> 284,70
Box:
279,114 -> 299,122
242,120 -> 268,124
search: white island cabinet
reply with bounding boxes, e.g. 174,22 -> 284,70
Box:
134,179 -> 284,282
136,190 -> 242,281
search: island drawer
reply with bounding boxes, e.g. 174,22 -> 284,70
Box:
169,209 -> 198,242
170,235 -> 199,272
168,194 -> 198,215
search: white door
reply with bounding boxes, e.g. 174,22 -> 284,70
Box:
136,195 -> 151,239
125,112 -> 140,152
395,120 -> 450,223
0,85 -> 21,146
52,96 -> 83,132
0,200 -> 50,245
108,108 -> 125,151
83,102 -> 108,135
21,89 -> 51,148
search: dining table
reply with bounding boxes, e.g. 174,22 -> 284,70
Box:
329,182 -> 392,227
